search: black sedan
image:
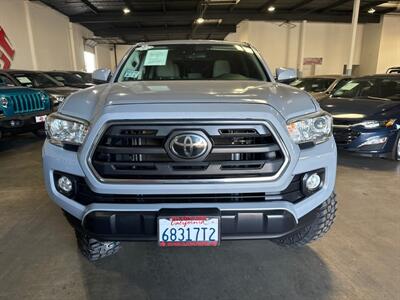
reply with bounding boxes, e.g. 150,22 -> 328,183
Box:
319,74 -> 400,160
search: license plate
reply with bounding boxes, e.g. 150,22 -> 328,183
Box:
35,115 -> 47,123
158,216 -> 220,247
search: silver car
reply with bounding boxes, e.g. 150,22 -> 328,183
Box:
43,40 -> 337,261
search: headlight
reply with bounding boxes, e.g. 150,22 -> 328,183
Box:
287,112 -> 332,145
356,119 -> 396,129
52,95 -> 65,104
45,113 -> 89,146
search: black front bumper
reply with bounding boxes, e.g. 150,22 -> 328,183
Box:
65,207 -> 318,241
0,113 -> 48,134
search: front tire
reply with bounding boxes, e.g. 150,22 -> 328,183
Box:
75,229 -> 121,261
32,128 -> 46,138
273,193 -> 337,247
391,134 -> 400,161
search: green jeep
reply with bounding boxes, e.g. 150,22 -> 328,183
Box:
0,86 -> 52,139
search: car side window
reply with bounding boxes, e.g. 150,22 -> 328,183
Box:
379,79 -> 400,99
0,74 -> 15,87
331,79 -> 351,94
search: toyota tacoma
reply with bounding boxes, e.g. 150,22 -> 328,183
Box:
43,41 -> 337,261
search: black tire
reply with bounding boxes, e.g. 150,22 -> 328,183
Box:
390,133 -> 400,161
75,229 -> 121,261
273,193 -> 337,247
32,128 -> 46,138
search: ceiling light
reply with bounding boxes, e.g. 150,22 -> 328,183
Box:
196,17 -> 205,24
368,7 -> 376,14
123,7 -> 131,14
268,6 -> 276,12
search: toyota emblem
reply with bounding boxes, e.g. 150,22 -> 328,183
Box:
167,131 -> 211,160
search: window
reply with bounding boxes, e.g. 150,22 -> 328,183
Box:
290,78 -> 335,92
331,78 -> 351,94
49,73 -> 84,85
84,51 -> 96,73
0,74 -> 15,87
332,78 -> 400,100
116,44 -> 268,82
13,73 -> 62,88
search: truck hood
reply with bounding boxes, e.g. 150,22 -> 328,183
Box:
61,81 -> 317,121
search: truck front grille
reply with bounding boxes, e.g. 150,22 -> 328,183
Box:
333,126 -> 360,145
90,122 -> 287,181
8,93 -> 45,114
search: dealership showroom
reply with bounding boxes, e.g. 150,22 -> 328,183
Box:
0,0 -> 400,299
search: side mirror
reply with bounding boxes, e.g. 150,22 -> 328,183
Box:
276,67 -> 297,82
92,68 -> 112,84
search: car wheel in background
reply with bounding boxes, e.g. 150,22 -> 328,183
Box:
32,128 -> 46,138
392,134 -> 400,161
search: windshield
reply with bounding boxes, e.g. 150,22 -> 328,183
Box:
332,78 -> 400,100
116,44 -> 268,82
49,73 -> 84,85
290,78 -> 335,92
12,73 -> 62,88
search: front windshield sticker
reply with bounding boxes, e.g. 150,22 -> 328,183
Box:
124,69 -> 140,79
340,82 -> 359,91
16,76 -> 32,84
144,49 -> 169,66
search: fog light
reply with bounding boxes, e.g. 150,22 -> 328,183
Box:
57,176 -> 73,194
305,173 -> 321,191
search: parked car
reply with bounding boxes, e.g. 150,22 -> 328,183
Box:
290,75 -> 351,100
43,40 -> 337,261
0,85 -> 51,139
0,70 -> 78,111
68,71 -> 93,84
45,71 -> 94,89
387,67 -> 400,74
319,74 -> 400,160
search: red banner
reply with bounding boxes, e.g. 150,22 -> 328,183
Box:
0,26 -> 15,70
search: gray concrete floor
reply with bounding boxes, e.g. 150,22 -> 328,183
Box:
0,134 -> 399,300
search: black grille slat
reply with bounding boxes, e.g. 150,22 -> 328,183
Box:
333,126 -> 360,145
92,123 -> 285,180
70,174 -> 304,205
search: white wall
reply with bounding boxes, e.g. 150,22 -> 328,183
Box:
110,45 -> 132,71
0,0 -> 112,71
359,23 -> 382,75
376,14 -> 400,73
96,44 -> 113,70
226,20 -> 364,76
0,0 -> 34,69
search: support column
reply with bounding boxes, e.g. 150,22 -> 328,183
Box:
69,23 -> 78,71
24,0 -> 38,70
346,0 -> 360,75
297,20 -> 307,77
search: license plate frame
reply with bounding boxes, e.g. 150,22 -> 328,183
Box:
157,209 -> 221,247
35,115 -> 47,123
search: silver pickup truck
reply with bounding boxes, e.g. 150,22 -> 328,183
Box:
43,40 -> 337,261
